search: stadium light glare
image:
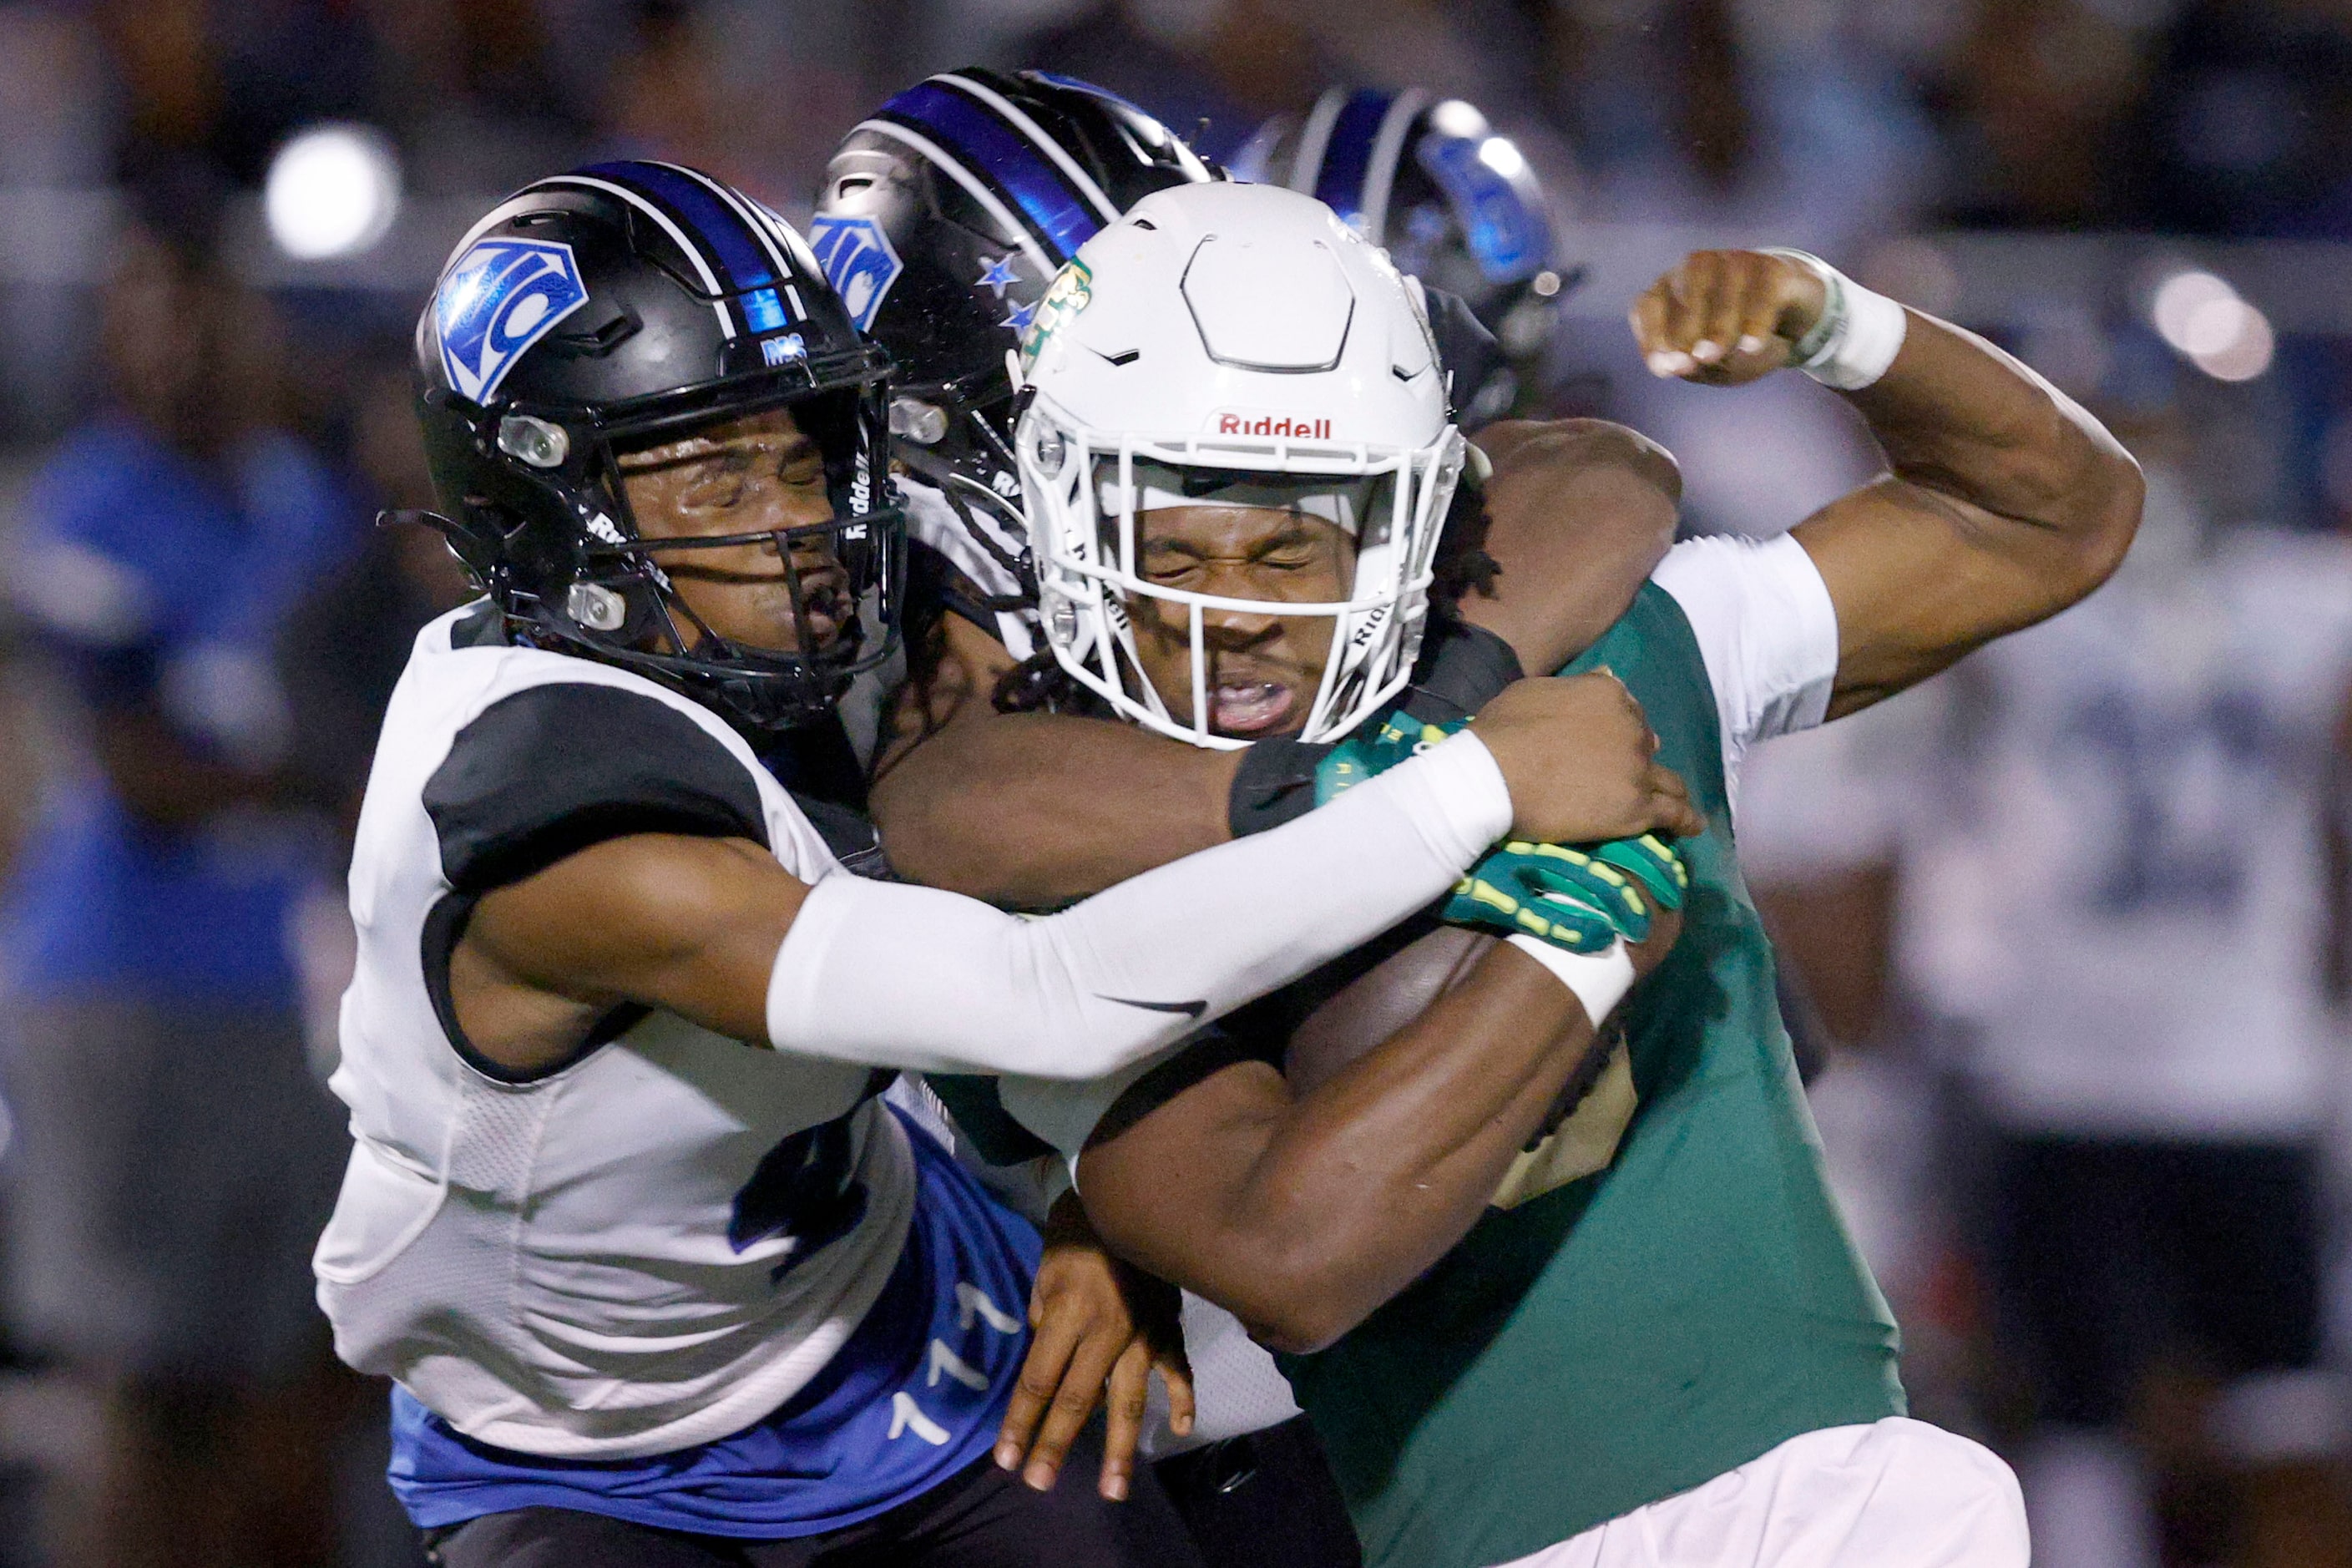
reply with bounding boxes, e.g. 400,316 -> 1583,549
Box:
2150,269 -> 2233,346
2149,267 -> 2274,382
266,123 -> 401,261
2193,301 -> 2274,382
1476,136 -> 1526,180
1429,99 -> 1486,139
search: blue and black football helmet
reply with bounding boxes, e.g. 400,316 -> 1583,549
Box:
411,159 -> 902,733
813,70 -> 1214,557
1237,90 -> 1570,423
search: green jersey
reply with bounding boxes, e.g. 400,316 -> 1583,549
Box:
1278,569 -> 1903,1568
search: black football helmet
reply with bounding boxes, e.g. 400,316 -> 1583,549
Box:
813,69 -> 1213,603
411,159 -> 902,734
1237,90 -> 1571,424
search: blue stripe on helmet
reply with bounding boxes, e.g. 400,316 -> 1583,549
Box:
742,288 -> 787,331
577,160 -> 783,302
1028,72 -> 1150,121
1312,90 -> 1393,231
879,80 -> 1103,262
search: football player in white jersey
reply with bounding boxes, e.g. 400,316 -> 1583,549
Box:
869,181 -> 2143,1567
316,159 -> 1693,1568
1883,469 -> 2352,1565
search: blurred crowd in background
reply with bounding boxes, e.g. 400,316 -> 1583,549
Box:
6,1 -> 2352,1565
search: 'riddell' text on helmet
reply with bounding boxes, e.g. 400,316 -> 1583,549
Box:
409,159 -> 903,735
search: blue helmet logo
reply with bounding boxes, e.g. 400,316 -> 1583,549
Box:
435,238 -> 590,403
808,215 -> 903,332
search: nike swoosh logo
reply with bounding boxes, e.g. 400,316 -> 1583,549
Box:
1097,995 -> 1208,1019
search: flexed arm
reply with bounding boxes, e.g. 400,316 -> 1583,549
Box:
1630,250 -> 2143,718
448,678 -> 1652,1080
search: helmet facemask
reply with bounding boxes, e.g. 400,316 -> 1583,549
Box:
886,376 -> 1037,599
438,372 -> 906,735
1026,403 -> 1464,749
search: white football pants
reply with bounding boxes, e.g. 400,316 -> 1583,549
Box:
1491,1418 -> 2029,1568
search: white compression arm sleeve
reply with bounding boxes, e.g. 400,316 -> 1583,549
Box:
766,730 -> 1511,1078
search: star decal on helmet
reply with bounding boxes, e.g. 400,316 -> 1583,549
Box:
974,253 -> 1024,299
1000,297 -> 1039,335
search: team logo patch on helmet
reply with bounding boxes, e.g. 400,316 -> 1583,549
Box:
435,238 -> 590,403
1020,259 -> 1093,369
808,215 -> 903,331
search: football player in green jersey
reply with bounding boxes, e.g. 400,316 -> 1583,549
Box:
873,184 -> 2141,1567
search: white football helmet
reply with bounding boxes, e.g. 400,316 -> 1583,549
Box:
1016,181 -> 1467,748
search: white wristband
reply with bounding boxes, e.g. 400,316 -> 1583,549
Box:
1761,249 -> 1908,391
1505,934 -> 1636,1029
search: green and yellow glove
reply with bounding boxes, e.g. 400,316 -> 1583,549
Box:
1444,835 -> 1687,953
1313,711 -> 1459,805
1315,710 -> 1690,955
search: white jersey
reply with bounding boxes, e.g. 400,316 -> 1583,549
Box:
313,604 -> 918,1459
1899,527 -> 2352,1139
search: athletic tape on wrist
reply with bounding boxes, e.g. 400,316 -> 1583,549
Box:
1759,249 -> 1908,391
1505,933 -> 1636,1029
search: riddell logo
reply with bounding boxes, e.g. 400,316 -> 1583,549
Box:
1216,412 -> 1334,439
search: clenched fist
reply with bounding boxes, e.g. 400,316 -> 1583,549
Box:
1629,250 -> 1830,387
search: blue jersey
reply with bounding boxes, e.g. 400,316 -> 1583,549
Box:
387,1107 -> 1040,1538
4,417 -> 352,1004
